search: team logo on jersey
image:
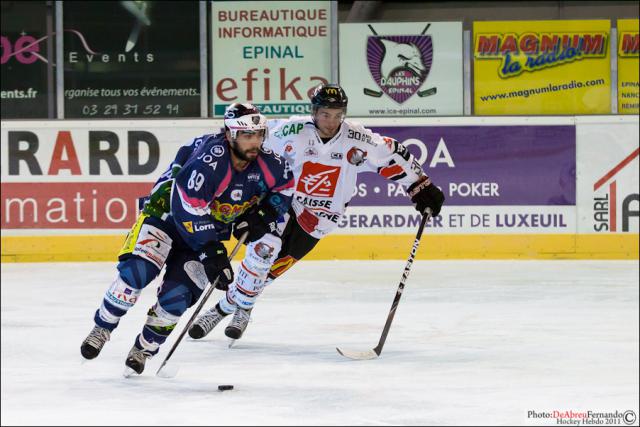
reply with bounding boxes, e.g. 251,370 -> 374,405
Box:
297,162 -> 341,197
182,221 -> 194,233
211,145 -> 224,157
365,25 -> 435,104
304,147 -> 318,157
247,172 -> 260,182
347,147 -> 368,166
254,242 -> 275,260
231,189 -> 243,201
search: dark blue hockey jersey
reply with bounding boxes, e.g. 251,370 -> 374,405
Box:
164,132 -> 294,251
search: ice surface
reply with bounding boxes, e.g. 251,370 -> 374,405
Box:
1,260 -> 638,426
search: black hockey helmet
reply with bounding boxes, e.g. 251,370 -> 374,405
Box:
310,83 -> 348,110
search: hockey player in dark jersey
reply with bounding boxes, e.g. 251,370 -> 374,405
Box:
80,103 -> 294,375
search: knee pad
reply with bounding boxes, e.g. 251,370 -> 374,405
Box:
96,274 -> 142,328
229,234 -> 281,310
103,274 -> 142,312
117,256 -> 160,290
156,281 -> 195,317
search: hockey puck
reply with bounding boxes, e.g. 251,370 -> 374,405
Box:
218,385 -> 234,391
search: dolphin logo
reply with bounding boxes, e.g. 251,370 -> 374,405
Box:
380,39 -> 426,79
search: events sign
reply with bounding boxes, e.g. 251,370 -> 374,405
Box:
63,1 -> 201,118
474,20 -> 611,115
211,1 -> 332,116
339,22 -> 463,116
1,1 -> 52,119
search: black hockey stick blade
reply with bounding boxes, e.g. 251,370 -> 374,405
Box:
417,87 -> 437,97
364,88 -> 383,97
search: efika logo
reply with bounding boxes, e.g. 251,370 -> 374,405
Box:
365,24 -> 435,104
475,31 -> 608,78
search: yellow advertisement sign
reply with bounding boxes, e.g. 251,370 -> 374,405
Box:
617,19 -> 639,114
474,20 -> 611,115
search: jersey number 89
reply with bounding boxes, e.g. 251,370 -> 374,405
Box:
188,170 -> 205,191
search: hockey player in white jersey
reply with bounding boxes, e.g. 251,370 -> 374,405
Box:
188,83 -> 445,341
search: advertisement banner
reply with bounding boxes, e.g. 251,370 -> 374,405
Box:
63,1 -> 200,118
338,22 -> 463,116
617,19 -> 639,114
1,120 -> 221,231
474,20 -> 611,115
211,1 -> 332,116
576,117 -> 639,234
1,119 -> 579,235
1,1 -> 52,119
336,124 -> 577,234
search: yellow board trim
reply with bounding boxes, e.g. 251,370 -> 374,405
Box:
1,234 -> 638,262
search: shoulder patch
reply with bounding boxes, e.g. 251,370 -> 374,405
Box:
274,121 -> 306,138
211,145 -> 225,157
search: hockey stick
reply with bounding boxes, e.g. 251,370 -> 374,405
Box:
336,209 -> 432,360
156,232 -> 248,377
363,88 -> 384,97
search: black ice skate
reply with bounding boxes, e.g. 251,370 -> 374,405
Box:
188,304 -> 228,339
225,308 -> 252,340
123,344 -> 154,376
80,325 -> 111,360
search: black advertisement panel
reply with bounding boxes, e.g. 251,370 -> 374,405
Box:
1,1 -> 52,119
63,1 -> 200,118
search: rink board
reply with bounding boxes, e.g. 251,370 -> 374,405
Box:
1,233 -> 638,262
1,116 -> 638,261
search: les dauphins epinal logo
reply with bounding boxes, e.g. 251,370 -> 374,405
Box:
365,24 -> 436,104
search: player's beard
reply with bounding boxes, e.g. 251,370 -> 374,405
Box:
231,142 -> 259,162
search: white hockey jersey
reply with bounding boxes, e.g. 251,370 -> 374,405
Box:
265,116 -> 425,239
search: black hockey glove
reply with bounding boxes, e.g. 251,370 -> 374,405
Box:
233,202 -> 279,243
407,175 -> 445,216
199,241 -> 234,291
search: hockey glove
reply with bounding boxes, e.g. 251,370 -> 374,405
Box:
233,202 -> 279,243
407,175 -> 445,216
199,241 -> 234,291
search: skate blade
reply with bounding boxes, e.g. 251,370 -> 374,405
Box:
227,338 -> 237,348
123,366 -> 141,378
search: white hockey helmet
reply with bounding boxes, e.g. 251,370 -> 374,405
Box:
223,103 -> 268,141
